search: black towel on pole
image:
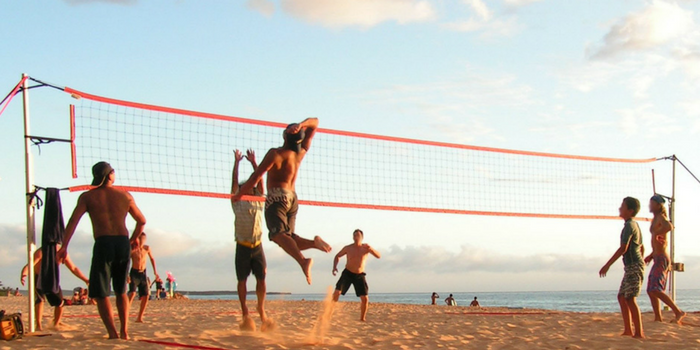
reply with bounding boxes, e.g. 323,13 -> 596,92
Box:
37,188 -> 64,306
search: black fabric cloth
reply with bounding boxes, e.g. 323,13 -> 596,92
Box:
335,269 -> 369,297
88,236 -> 131,298
128,268 -> 150,298
235,243 -> 266,281
37,188 -> 64,306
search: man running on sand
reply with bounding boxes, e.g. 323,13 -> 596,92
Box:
600,197 -> 645,339
128,232 -> 159,323
645,195 -> 686,323
20,246 -> 89,331
332,229 -> 381,322
233,118 -> 331,285
231,148 -> 273,331
58,161 -> 147,340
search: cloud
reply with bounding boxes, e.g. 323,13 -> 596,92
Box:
246,0 -> 275,17
464,0 -> 492,21
617,104 -> 682,137
279,0 -> 436,29
588,0 -> 696,60
378,245 -> 603,274
442,0 -> 523,38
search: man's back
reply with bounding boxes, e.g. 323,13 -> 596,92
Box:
82,187 -> 132,238
266,148 -> 305,191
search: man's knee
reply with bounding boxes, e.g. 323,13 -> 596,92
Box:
360,296 -> 368,304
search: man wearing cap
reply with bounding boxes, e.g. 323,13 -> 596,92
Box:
644,194 -> 685,323
233,118 -> 331,285
58,161 -> 147,340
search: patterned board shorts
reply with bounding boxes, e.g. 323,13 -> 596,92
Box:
619,263 -> 645,299
647,254 -> 670,293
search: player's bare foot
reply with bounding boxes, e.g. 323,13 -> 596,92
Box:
302,258 -> 313,285
240,316 -> 256,331
360,318 -> 366,322
135,318 -> 145,323
314,236 -> 331,253
653,318 -> 663,322
261,318 -> 276,332
633,333 -> 645,339
107,330 -> 119,339
620,331 -> 633,337
672,311 -> 686,324
120,329 -> 129,340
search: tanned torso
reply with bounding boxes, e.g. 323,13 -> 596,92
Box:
82,187 -> 133,238
650,215 -> 672,257
131,245 -> 151,271
342,244 -> 373,274
265,148 -> 306,191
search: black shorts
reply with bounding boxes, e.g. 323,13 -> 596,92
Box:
335,269 -> 368,297
265,189 -> 298,240
235,243 -> 266,281
34,275 -> 64,307
128,268 -> 149,298
88,235 -> 131,298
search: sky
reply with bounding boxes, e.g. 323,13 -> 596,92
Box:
1,0 -> 700,297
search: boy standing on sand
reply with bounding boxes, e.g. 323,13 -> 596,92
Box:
332,229 -> 381,322
231,149 -> 272,331
128,232 -> 159,323
20,246 -> 89,330
645,195 -> 685,323
600,197 -> 645,339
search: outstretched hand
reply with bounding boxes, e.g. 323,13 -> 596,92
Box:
332,267 -> 338,276
599,265 -> 610,278
234,149 -> 244,162
245,149 -> 256,164
644,255 -> 653,264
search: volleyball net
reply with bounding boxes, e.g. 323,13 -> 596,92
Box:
58,86 -> 659,220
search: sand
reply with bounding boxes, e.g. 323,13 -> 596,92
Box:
2,295 -> 700,349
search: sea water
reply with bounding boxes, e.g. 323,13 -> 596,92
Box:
187,289 -> 700,313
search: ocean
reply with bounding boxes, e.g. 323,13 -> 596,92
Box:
186,289 -> 700,313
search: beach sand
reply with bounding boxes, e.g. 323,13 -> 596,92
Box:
2,295 -> 700,349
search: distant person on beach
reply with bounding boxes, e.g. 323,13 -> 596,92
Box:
431,292 -> 440,305
445,294 -> 456,306
332,229 -> 381,321
14,288 -> 21,297
233,118 -> 332,285
230,149 -> 273,331
470,297 -> 480,307
645,195 -> 686,323
599,197 -> 645,339
58,161 -> 147,340
128,232 -> 159,323
20,245 -> 89,330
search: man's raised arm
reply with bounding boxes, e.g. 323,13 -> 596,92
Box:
231,149 -> 244,203
300,118 -> 318,152
128,193 -> 147,243
233,149 -> 275,202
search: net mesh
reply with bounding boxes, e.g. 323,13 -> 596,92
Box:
71,92 -> 657,219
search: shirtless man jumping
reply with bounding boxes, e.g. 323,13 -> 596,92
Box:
233,118 -> 331,285
644,194 -> 685,323
58,161 -> 147,340
332,229 -> 381,321
128,233 -> 159,323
